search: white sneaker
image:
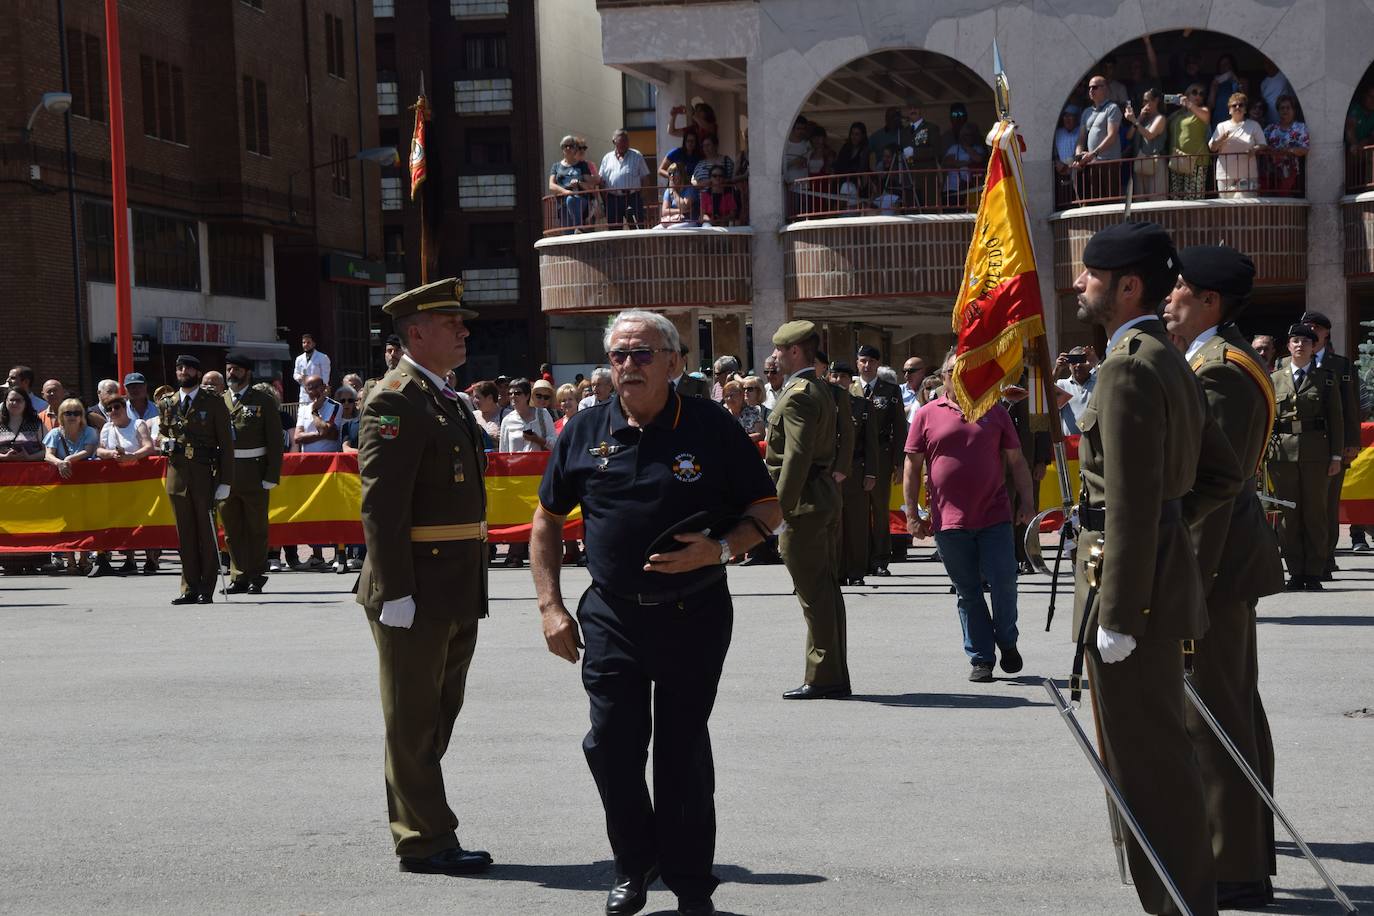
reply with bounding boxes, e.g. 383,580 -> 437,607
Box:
268,560 -> 282,572
333,559 -> 347,574
347,558 -> 363,570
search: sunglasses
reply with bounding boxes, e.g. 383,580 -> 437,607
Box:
903,367 -> 923,375
607,347 -> 670,366
338,397 -> 356,403
1229,103 -> 1244,109
63,410 -> 82,418
109,403 -> 127,411
764,368 -> 780,374
576,145 -> 588,151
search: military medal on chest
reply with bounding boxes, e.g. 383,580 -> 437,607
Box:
588,440 -> 623,471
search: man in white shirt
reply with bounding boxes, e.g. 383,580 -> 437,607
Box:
598,129 -> 652,229
1259,60 -> 1294,127
123,371 -> 158,422
294,376 -> 341,453
1055,347 -> 1097,434
900,356 -> 929,419
293,333 -> 331,403
761,356 -> 785,409
578,367 -> 613,409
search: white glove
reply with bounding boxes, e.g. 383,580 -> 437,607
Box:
902,145 -> 915,161
379,595 -> 416,629
262,480 -> 277,490
214,484 -> 231,501
1096,625 -> 1137,664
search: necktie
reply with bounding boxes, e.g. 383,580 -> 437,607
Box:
864,382 -> 873,398
1294,367 -> 1305,388
441,385 -> 459,402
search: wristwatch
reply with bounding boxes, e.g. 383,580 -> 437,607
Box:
717,538 -> 732,565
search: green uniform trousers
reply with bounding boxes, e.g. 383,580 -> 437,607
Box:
1270,461 -> 1331,579
169,464 -> 219,597
221,463 -> 271,583
367,608 -> 479,858
1088,635 -> 1218,916
781,510 -> 849,687
839,474 -> 870,579
865,456 -> 893,568
1186,595 -> 1276,882
1325,466 -> 1347,571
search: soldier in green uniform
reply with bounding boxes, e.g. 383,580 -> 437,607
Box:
220,352 -> 285,594
830,361 -> 878,585
853,345 -> 906,576
159,354 -> 234,605
360,334 -> 404,409
1163,246 -> 1285,908
1268,323 -> 1344,590
766,321 -> 849,699
1298,311 -> 1362,576
1069,222 -> 1242,916
356,278 -> 494,875
814,354 -> 856,581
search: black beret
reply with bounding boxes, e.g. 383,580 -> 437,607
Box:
829,361 -> 855,376
1286,323 -> 1318,343
1299,310 -> 1331,329
224,351 -> 253,369
1177,245 -> 1254,298
175,354 -> 201,369
814,349 -> 829,365
385,334 -> 403,348
857,344 -> 882,360
1081,221 -> 1177,274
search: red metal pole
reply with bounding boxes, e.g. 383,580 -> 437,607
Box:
104,0 -> 134,390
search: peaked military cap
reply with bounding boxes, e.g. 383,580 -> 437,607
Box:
1299,310 -> 1331,329
382,277 -> 477,320
1176,245 -> 1255,298
772,319 -> 818,347
1286,323 -> 1318,343
175,354 -> 201,369
224,351 -> 254,369
1081,221 -> 1177,274
856,344 -> 882,360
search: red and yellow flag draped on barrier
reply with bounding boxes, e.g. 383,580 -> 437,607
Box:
949,120 -> 1046,423
0,453 -> 581,553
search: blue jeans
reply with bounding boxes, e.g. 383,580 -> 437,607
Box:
932,522 -> 1019,666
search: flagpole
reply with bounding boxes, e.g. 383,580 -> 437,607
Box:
411,75 -> 430,285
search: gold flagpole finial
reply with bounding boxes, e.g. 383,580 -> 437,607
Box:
992,38 -> 1011,121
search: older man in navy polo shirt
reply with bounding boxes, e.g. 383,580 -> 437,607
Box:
531,309 -> 780,916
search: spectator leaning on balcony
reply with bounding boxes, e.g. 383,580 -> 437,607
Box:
0,386 -> 45,461
806,123 -> 835,177
550,135 -> 594,231
943,123 -> 988,209
1053,105 -> 1081,205
1210,92 -> 1266,199
599,129 -> 651,229
1264,94 -> 1309,196
834,121 -> 873,176
1168,84 -> 1212,200
1073,75 -> 1123,199
1125,89 -> 1168,199
659,163 -> 698,228
699,167 -> 740,227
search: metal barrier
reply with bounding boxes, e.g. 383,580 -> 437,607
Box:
1054,151 -> 1307,210
784,167 -> 987,221
541,179 -> 749,236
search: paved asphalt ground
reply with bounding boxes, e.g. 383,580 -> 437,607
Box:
2,539 -> 1371,916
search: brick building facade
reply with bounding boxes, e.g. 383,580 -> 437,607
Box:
0,0 -> 381,398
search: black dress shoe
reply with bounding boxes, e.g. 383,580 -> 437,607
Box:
1319,570 -> 1334,582
873,564 -> 891,577
678,900 -> 716,916
782,683 -> 851,700
606,864 -> 659,915
246,575 -> 268,595
1284,577 -> 1304,591
1217,878 -> 1273,909
398,845 -> 493,875
170,593 -> 199,605
142,560 -> 160,575
196,592 -> 213,604
998,643 -> 1023,674
1303,577 -> 1324,591
223,580 -> 251,595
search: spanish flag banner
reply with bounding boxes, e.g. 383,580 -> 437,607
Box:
409,91 -> 428,201
949,119 -> 1046,423
0,453 -> 581,553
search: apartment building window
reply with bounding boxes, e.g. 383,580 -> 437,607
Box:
133,210 -> 200,291
623,74 -> 657,130
209,225 -> 266,299
465,127 -> 512,166
65,30 -> 106,122
451,0 -> 508,17
331,135 -> 352,199
324,13 -> 346,79
377,81 -> 398,116
454,79 -> 512,115
334,284 -> 370,373
373,0 -> 395,17
457,174 -> 515,209
81,201 -> 115,283
468,223 -> 516,262
370,271 -> 405,307
381,176 -> 402,210
463,34 -> 507,71
243,76 -> 271,156
139,55 -> 186,145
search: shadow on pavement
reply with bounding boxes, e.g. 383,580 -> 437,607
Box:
1278,840 -> 1374,866
1270,885 -> 1374,913
1258,615 -> 1374,627
845,692 -> 1051,709
486,860 -> 824,894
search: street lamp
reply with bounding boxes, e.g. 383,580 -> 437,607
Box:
288,146 -> 398,222
22,91 -> 73,141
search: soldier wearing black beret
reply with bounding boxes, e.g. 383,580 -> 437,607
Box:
219,351 -> 283,594
852,343 -> 906,576
1163,245 -> 1284,906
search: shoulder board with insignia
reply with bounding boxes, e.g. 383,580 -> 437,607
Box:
789,381 -> 808,392
386,378 -> 406,390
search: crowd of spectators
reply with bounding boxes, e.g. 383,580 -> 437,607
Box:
1055,37 -> 1312,206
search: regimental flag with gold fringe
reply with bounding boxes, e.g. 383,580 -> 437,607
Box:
409,90 -> 429,201
949,119 -> 1046,422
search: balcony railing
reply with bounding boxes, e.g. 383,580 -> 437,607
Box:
785,167 -> 986,221
1348,144 -> 1374,193
541,181 -> 749,236
1054,152 -> 1306,210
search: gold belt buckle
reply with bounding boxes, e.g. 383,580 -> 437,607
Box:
185,444 -> 195,460
1084,541 -> 1105,589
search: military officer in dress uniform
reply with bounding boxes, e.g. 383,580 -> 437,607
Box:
1070,222 -> 1242,916
1163,246 -> 1285,908
767,321 -> 849,699
159,354 -> 234,605
1268,323 -> 1345,591
853,344 -> 906,576
814,353 -> 856,569
220,352 -> 284,595
1298,311 -> 1361,577
356,278 -> 494,876
830,361 -> 878,585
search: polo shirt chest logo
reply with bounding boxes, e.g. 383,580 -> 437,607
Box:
671,453 -> 702,483
588,440 -> 625,471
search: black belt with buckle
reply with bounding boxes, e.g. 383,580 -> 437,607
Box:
1275,418 -> 1325,434
595,568 -> 726,606
1079,497 -> 1181,532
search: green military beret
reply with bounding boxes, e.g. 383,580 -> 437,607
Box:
382,277 -> 477,320
772,319 -> 818,347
